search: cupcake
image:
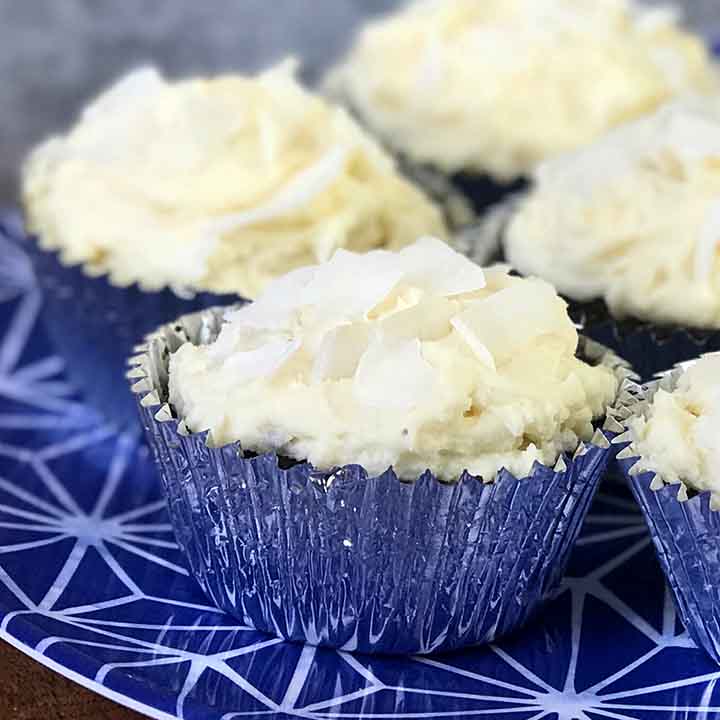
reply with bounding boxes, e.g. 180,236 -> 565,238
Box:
325,0 -> 717,213
504,96 -> 720,380
131,238 -> 627,654
21,59 -> 447,426
617,353 -> 720,663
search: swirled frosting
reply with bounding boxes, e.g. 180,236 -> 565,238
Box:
169,238 -> 618,481
22,61 -> 447,298
506,96 -> 720,328
326,0 -> 717,180
629,354 -> 720,500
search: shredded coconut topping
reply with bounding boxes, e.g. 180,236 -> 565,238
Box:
326,0 -> 717,180
506,96 -> 720,328
169,239 -> 617,481
22,61 -> 447,297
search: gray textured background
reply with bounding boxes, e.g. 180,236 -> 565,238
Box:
1,0 -> 717,206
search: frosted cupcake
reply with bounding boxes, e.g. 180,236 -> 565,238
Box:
618,353 -> 720,663
132,238 -> 627,654
20,60 -> 447,426
504,96 -> 720,380
326,0 -> 717,212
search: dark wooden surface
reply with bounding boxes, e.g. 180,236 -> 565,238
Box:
0,639 -> 143,720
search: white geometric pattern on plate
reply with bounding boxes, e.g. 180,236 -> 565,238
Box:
1,221 -> 720,720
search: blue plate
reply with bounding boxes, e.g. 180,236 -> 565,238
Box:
1,228 -> 720,720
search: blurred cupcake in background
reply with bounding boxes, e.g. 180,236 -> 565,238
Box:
326,0 -> 717,213
132,238 -> 627,654
19,59 -> 447,426
618,353 -> 720,663
504,95 -> 720,380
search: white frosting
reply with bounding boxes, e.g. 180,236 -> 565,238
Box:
629,354 -> 720,500
506,96 -> 720,328
22,61 -> 447,298
168,238 -> 618,481
326,0 -> 717,180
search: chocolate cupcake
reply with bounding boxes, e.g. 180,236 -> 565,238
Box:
20,60 -> 448,426
325,0 -> 716,214
502,96 -> 720,380
131,238 -> 629,654
617,353 -> 720,663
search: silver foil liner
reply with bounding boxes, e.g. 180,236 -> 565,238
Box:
615,357 -> 720,664
131,307 -> 632,655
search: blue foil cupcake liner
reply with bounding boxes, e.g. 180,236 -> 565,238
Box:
567,301 -> 720,383
130,307 -> 630,655
451,172 -> 528,216
471,196 -> 720,381
2,217 -> 239,429
615,369 -> 720,664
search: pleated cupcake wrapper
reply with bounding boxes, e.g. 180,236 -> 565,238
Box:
7,220 -> 240,429
130,306 -> 632,654
472,195 -> 720,381
568,300 -> 720,384
614,363 -> 720,664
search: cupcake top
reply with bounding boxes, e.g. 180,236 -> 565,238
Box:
628,354 -> 720,501
168,238 -> 618,481
326,0 -> 717,181
505,96 -> 720,329
22,61 -> 447,298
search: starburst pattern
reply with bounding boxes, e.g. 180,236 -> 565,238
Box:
2,221 -> 720,720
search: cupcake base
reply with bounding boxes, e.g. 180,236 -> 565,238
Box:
468,201 -> 719,382
131,308 -> 629,655
569,299 -> 720,382
452,173 -> 528,216
617,375 -> 720,664
20,233 -> 239,430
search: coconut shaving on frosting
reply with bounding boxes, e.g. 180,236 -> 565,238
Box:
506,96 -> 720,329
21,60 -> 447,298
326,0 -> 717,181
168,238 -> 618,482
629,354 -> 720,503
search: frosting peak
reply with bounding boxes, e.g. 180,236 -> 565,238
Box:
326,0 -> 717,179
630,354 -> 720,500
22,61 -> 447,297
506,96 -> 720,328
169,239 -> 617,481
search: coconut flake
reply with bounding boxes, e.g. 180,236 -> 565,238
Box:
399,236 -> 486,296
312,322 -> 372,382
695,201 -> 720,283
450,315 -> 496,370
300,248 -> 405,321
210,145 -> 349,235
663,103 -> 720,164
354,336 -> 436,409
633,5 -> 680,34
258,109 -> 279,167
381,295 -> 455,342
225,265 -> 316,330
220,337 -> 300,382
452,280 -> 576,366
82,67 -> 166,122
